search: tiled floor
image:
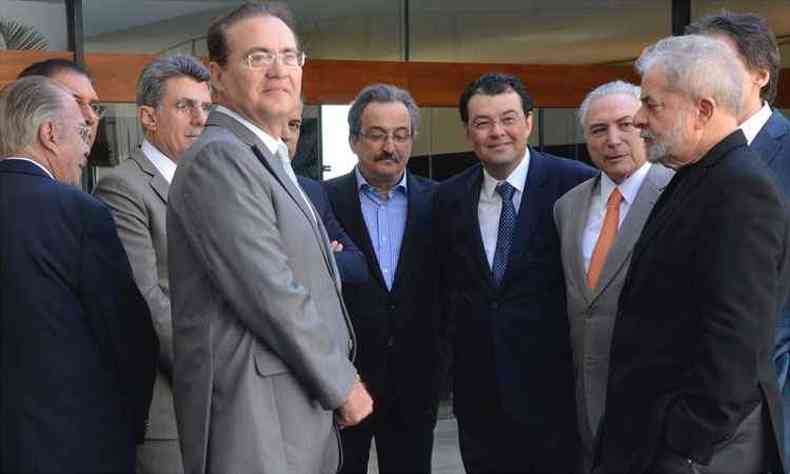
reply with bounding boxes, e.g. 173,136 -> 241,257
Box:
366,407 -> 464,474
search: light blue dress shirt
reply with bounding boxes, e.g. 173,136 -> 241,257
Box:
355,167 -> 408,290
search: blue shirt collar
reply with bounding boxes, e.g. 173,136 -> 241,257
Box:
355,166 -> 408,196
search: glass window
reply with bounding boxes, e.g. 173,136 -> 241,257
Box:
410,0 -> 672,64
83,0 -> 403,60
1,0 -> 68,51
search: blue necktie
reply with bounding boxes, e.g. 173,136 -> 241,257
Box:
492,182 -> 517,286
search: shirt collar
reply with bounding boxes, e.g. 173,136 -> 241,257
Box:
355,166 -> 408,195
215,105 -> 288,158
481,147 -> 530,199
599,161 -> 651,205
2,157 -> 54,179
739,101 -> 772,145
141,139 -> 177,184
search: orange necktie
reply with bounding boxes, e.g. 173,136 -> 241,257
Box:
587,188 -> 623,289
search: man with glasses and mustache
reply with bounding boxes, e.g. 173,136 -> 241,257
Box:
324,84 -> 442,473
93,54 -> 211,474
0,76 -> 157,473
595,35 -> 789,474
167,3 -> 371,473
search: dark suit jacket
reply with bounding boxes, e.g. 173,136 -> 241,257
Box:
298,176 -> 368,285
435,150 -> 595,447
751,111 -> 790,386
0,159 -> 158,473
324,171 -> 442,421
598,131 -> 790,473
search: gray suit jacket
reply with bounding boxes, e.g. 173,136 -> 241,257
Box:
553,163 -> 673,471
168,110 -> 358,474
94,149 -> 178,442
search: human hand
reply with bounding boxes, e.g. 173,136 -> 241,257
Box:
335,380 -> 373,428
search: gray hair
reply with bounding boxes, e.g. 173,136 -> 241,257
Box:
136,55 -> 210,107
348,84 -> 420,138
635,34 -> 743,116
0,76 -> 70,157
578,80 -> 641,128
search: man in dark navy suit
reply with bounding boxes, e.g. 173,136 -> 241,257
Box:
435,73 -> 595,473
687,13 -> 790,465
324,84 -> 442,473
0,76 -> 157,473
282,99 -> 368,285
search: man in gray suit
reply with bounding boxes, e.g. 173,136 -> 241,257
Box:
94,55 -> 212,474
167,3 -> 372,474
553,80 -> 673,473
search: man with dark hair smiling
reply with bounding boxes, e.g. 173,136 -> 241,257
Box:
435,72 -> 595,473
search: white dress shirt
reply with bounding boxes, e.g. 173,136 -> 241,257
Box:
2,157 -> 54,179
478,149 -> 530,268
581,162 -> 651,272
215,105 -> 316,222
739,102 -> 772,146
141,140 -> 177,184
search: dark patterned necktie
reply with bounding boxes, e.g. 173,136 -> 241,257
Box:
492,182 -> 517,286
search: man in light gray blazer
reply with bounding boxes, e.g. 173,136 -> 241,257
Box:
167,4 -> 372,474
553,80 -> 673,473
94,55 -> 212,474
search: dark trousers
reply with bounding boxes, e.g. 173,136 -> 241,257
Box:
457,414 -> 577,474
339,401 -> 435,474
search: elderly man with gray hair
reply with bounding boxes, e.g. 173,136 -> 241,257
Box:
554,80 -> 673,473
0,77 -> 157,472
595,35 -> 790,474
94,54 -> 211,474
323,83 -> 442,474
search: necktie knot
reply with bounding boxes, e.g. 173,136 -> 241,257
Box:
496,182 -> 515,201
607,188 -> 623,208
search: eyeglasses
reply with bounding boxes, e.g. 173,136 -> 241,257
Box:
470,112 -> 528,132
245,50 -> 306,69
358,129 -> 412,145
76,123 -> 91,145
173,99 -> 213,115
73,95 -> 105,119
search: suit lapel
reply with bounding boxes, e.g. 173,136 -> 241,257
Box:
501,150 -> 549,287
569,176 -> 598,304
131,148 -> 169,204
337,171 -> 388,289
390,173 -> 427,294
464,168 -> 496,288
751,110 -> 789,168
591,165 -> 670,299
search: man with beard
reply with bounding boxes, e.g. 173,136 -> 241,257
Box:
686,13 -> 790,464
595,35 -> 789,474
324,84 -> 442,473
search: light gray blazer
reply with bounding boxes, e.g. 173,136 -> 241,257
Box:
167,110 -> 358,474
93,149 -> 179,442
553,163 -> 673,471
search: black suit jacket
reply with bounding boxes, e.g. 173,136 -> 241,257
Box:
598,131 -> 790,473
0,160 -> 158,472
298,176 -> 368,285
435,149 -> 595,440
324,170 -> 442,420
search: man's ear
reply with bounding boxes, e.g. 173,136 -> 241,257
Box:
695,97 -> 715,128
139,105 -> 157,133
209,62 -> 224,94
38,120 -> 58,153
